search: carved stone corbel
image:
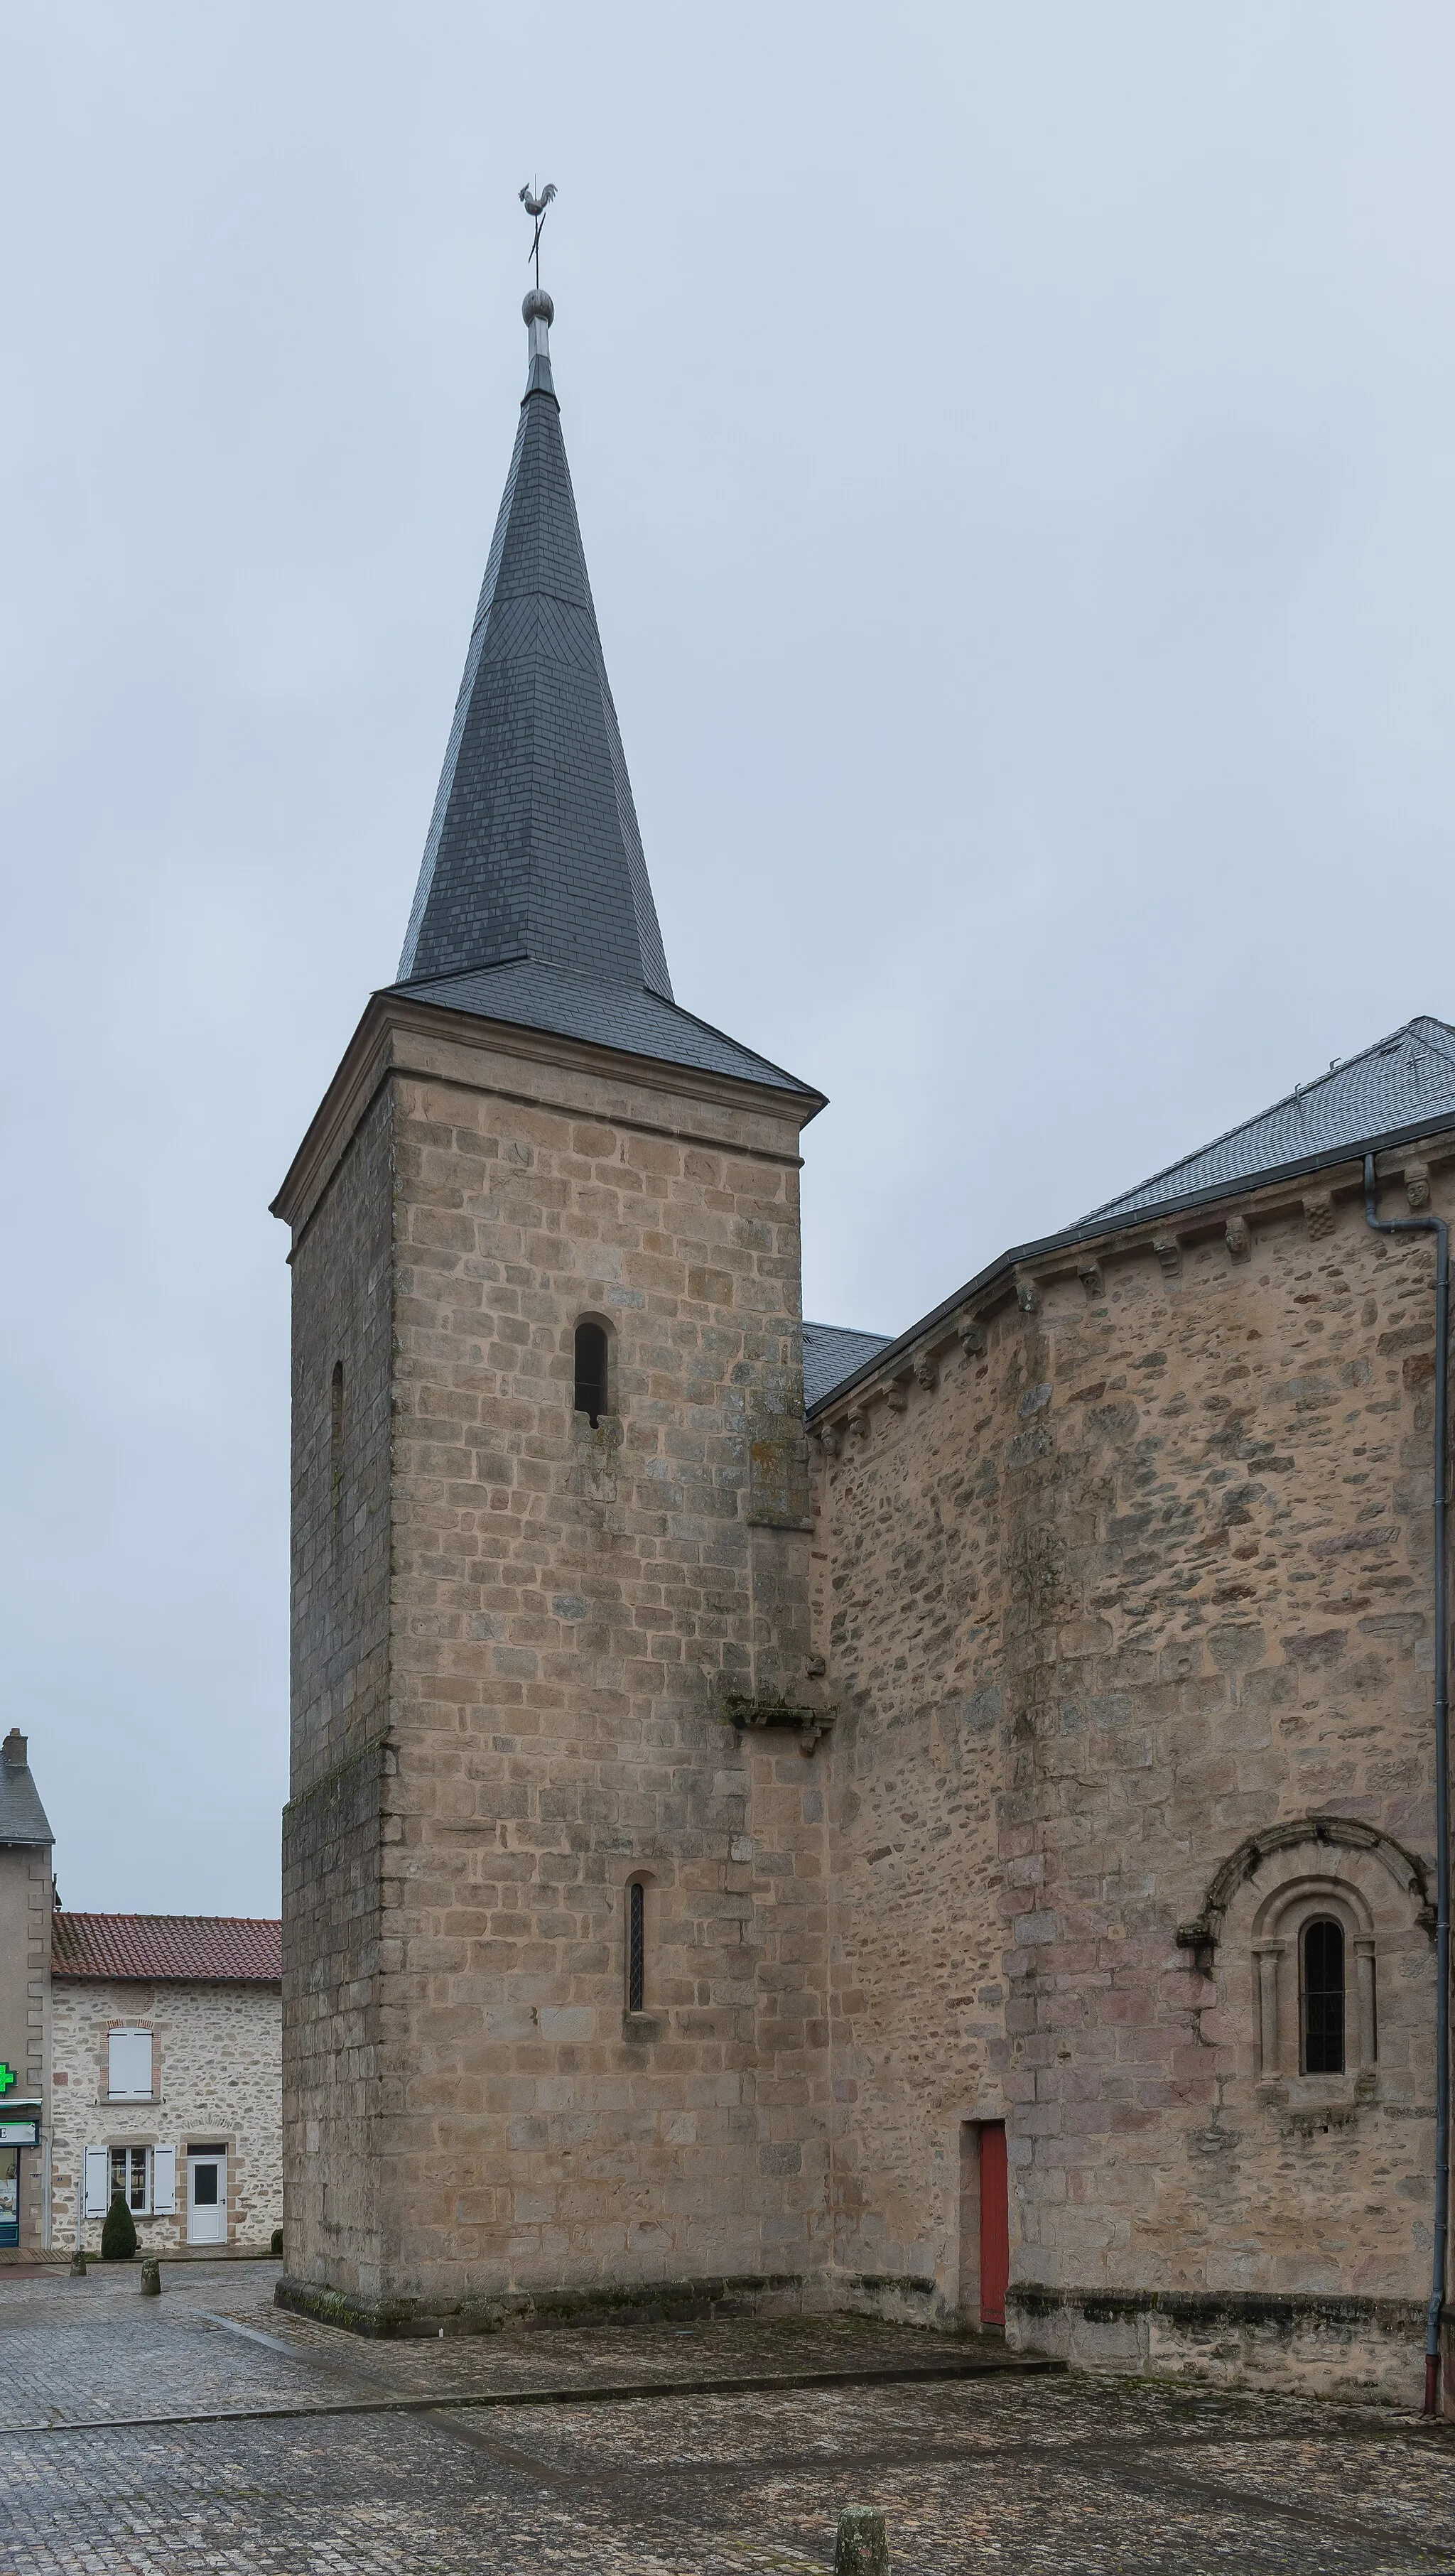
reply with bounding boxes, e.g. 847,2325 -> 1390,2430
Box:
723,1694 -> 837,1756
1303,1191 -> 1335,1242
1225,1216 -> 1251,1262
1077,1261 -> 1104,1300
1152,1234 -> 1181,1281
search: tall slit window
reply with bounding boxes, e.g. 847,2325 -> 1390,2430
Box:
627,1880 -> 646,2013
1302,1917 -> 1346,2073
574,1321 -> 609,1427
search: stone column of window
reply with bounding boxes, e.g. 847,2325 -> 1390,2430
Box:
1254,1941 -> 1285,2077
1354,1936 -> 1377,2072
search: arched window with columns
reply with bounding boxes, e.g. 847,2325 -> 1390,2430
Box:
1251,1878 -> 1375,2081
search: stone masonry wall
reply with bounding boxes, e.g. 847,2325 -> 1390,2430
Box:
281,1078 -> 396,2293
0,1842 -> 52,2251
811,1142 -> 1451,2396
282,1012 -> 830,2318
50,1979 -> 281,2253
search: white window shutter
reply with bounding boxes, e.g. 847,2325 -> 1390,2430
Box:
83,2146 -> 109,2218
152,2145 -> 176,2214
108,2030 -> 151,2099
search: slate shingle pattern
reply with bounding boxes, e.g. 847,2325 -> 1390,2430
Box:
397,355 -> 672,1000
401,959 -> 818,1097
802,1322 -> 892,1411
1081,1014 -> 1455,1227
806,1013 -> 1455,1421
0,1755 -> 53,1847
50,1913 -> 282,1983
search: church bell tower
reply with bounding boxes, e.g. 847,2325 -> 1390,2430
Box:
271,246 -> 831,2328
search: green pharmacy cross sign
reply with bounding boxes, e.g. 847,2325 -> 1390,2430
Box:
0,2065 -> 16,2096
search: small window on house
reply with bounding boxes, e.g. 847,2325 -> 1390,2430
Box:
109,2145 -> 151,2213
627,1878 -> 647,2013
330,1360 -> 344,1503
1302,1917 -> 1346,2073
107,2029 -> 153,2100
574,1321 -> 610,1427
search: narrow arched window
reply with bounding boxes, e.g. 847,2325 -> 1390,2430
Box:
574,1321 -> 609,1427
627,1879 -> 646,2013
1302,1917 -> 1346,2073
330,1361 -> 344,1506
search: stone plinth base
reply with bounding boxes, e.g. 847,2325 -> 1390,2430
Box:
275,2269 -> 823,2339
1010,2284 -> 1426,2408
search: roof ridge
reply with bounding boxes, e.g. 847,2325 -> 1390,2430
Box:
59,1909 -> 281,1924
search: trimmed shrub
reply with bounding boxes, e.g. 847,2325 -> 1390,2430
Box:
271,2227 -> 283,2260
100,2191 -> 137,2261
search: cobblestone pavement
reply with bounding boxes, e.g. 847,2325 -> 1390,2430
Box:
3,2261 -> 1455,2572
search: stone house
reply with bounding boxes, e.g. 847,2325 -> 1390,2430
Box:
0,1730 -> 282,2256
273,277 -> 1454,2409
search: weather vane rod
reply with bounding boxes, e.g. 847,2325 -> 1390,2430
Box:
519,180 -> 557,289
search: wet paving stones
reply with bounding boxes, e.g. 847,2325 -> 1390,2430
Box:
4,2261 -> 1455,2572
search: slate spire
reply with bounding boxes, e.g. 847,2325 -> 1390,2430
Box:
397,288 -> 674,1000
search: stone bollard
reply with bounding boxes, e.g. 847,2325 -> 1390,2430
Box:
69,2251 -> 86,2278
139,2258 -> 161,2296
834,2506 -> 889,2576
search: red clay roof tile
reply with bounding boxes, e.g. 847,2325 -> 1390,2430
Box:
50,1913 -> 281,1983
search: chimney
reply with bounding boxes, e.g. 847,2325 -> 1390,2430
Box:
1,1730 -> 27,1768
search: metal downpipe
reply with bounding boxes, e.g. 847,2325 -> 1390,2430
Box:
1365,1153 -> 1449,2416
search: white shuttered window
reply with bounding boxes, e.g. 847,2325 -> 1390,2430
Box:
82,2146 -> 109,2218
107,2030 -> 152,2099
152,2145 -> 176,2214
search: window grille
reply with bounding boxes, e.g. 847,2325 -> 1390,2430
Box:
628,1880 -> 645,2013
574,1322 -> 609,1427
1302,1917 -> 1346,2073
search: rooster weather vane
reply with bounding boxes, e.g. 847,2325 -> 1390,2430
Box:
519,181 -> 557,289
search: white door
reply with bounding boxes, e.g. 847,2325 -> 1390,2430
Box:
186,2148 -> 227,2245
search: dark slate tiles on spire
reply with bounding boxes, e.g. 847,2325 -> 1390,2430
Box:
398,367 -> 672,1000
393,958 -> 821,1100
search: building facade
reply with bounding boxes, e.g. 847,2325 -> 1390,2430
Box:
275,279 -> 1454,2408
51,1912 -> 283,2256
0,1731 -> 283,2257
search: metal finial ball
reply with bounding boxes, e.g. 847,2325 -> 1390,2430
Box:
523,287 -> 554,328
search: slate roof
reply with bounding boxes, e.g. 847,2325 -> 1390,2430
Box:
50,1914 -> 282,1983
806,1012 -> 1455,1419
389,305 -> 822,1114
397,325 -> 672,1000
1081,1017 -> 1455,1227
395,958 -> 821,1098
804,1321 -> 892,1410
0,1741 -> 53,1847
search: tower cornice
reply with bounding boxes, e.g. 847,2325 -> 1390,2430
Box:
271,987 -> 818,1245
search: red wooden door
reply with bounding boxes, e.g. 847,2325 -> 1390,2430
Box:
979,2121 -> 1009,2328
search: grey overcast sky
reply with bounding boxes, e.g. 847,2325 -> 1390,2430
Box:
4,4 -> 1453,1912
